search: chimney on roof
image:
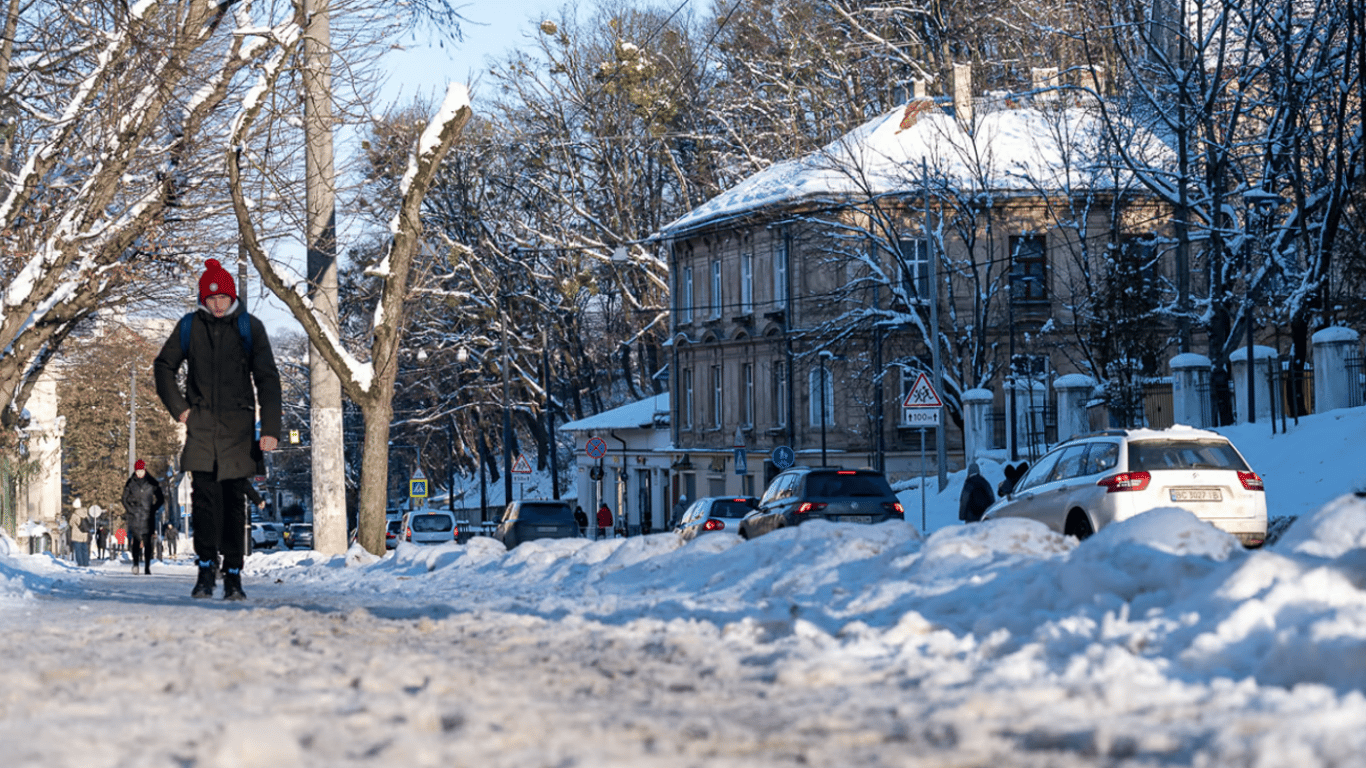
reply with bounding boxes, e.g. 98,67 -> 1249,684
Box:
912,79 -> 929,99
952,63 -> 973,126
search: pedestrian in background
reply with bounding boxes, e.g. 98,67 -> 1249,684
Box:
162,520 -> 178,559
573,505 -> 588,537
595,503 -> 612,539
69,500 -> 91,567
671,495 -> 689,530
95,521 -> 108,560
123,459 -> 165,574
154,258 -> 281,600
958,461 -> 995,524
113,526 -> 126,555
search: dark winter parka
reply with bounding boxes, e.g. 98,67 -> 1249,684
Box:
153,305 -> 282,481
122,474 -> 165,536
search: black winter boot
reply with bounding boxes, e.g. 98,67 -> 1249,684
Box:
191,560 -> 216,598
222,568 -> 246,601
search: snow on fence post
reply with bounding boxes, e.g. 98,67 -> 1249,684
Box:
961,388 -> 993,463
1312,327 -> 1361,414
1170,353 -> 1212,428
1229,345 -> 1278,424
1053,375 -> 1094,441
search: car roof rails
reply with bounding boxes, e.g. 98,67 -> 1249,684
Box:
1066,428 -> 1130,441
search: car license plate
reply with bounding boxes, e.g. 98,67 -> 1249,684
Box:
841,515 -> 873,524
537,526 -> 559,533
1171,488 -> 1221,502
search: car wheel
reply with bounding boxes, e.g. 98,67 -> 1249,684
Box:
1065,510 -> 1095,541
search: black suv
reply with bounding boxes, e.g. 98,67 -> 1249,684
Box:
740,467 -> 904,540
494,499 -> 579,548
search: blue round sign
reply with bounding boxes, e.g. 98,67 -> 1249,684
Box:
585,436 -> 608,459
771,446 -> 795,469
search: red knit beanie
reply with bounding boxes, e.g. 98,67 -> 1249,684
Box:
134,459 -> 145,470
198,259 -> 237,303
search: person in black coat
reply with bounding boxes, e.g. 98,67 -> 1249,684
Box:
154,259 -> 282,601
122,459 -> 166,573
959,461 -> 995,523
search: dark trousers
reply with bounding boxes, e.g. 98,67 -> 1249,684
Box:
191,472 -> 247,571
129,532 -> 153,566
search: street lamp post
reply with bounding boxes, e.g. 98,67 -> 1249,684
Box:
818,351 -> 833,467
1244,187 -> 1282,425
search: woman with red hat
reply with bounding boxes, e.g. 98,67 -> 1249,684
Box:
122,458 -> 164,574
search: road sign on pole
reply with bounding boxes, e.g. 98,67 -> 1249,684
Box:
903,372 -> 943,408
734,448 -> 747,475
771,446 -> 795,469
585,437 -> 608,459
511,454 -> 532,474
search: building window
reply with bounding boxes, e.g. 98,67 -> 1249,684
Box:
681,368 -> 693,430
1010,235 -> 1048,303
772,360 -> 789,428
710,365 -> 723,429
742,363 -> 755,428
679,266 -> 693,323
898,238 -> 930,301
740,251 -> 753,314
710,259 -> 722,318
808,366 -> 834,427
773,236 -> 789,311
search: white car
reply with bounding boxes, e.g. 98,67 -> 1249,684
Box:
249,522 -> 282,550
982,426 -> 1267,546
402,510 -> 459,545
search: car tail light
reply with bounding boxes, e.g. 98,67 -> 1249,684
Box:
405,527 -> 412,541
885,502 -> 904,515
1238,471 -> 1265,491
1098,471 -> 1151,492
703,519 -> 725,531
797,502 -> 827,514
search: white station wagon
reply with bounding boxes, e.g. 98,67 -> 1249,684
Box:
982,426 -> 1267,546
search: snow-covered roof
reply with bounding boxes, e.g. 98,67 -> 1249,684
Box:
662,98 -> 1172,237
559,393 -> 670,433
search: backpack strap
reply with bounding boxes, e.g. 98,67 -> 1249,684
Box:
178,311 -> 253,359
178,312 -> 194,356
237,313 -> 253,359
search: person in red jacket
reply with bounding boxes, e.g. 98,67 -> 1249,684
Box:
595,503 -> 613,539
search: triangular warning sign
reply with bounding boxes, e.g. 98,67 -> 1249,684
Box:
511,454 -> 533,474
902,372 -> 943,408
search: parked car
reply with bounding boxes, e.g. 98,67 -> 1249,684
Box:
740,466 -> 905,540
249,522 -> 283,551
402,510 -> 458,545
385,518 -> 403,549
494,500 -> 578,548
285,523 -> 313,550
981,426 -> 1267,546
674,496 -> 758,542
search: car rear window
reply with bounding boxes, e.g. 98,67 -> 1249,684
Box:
518,504 -> 573,522
411,515 -> 453,533
805,473 -> 893,498
711,500 -> 753,518
1127,440 -> 1249,472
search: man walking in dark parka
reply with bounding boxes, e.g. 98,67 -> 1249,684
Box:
154,259 -> 282,600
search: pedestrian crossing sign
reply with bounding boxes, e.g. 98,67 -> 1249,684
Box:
410,478 -> 428,498
902,372 -> 943,408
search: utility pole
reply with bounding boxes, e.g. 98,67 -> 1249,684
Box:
304,0 -> 345,554
128,364 -> 136,473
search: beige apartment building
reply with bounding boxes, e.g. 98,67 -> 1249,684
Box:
660,79 -> 1178,494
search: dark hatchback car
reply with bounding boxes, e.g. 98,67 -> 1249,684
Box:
494,500 -> 579,548
674,496 -> 758,542
740,467 -> 904,540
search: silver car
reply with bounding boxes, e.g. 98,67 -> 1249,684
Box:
982,427 -> 1267,546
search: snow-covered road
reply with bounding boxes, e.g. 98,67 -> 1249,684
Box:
7,493 -> 1366,768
